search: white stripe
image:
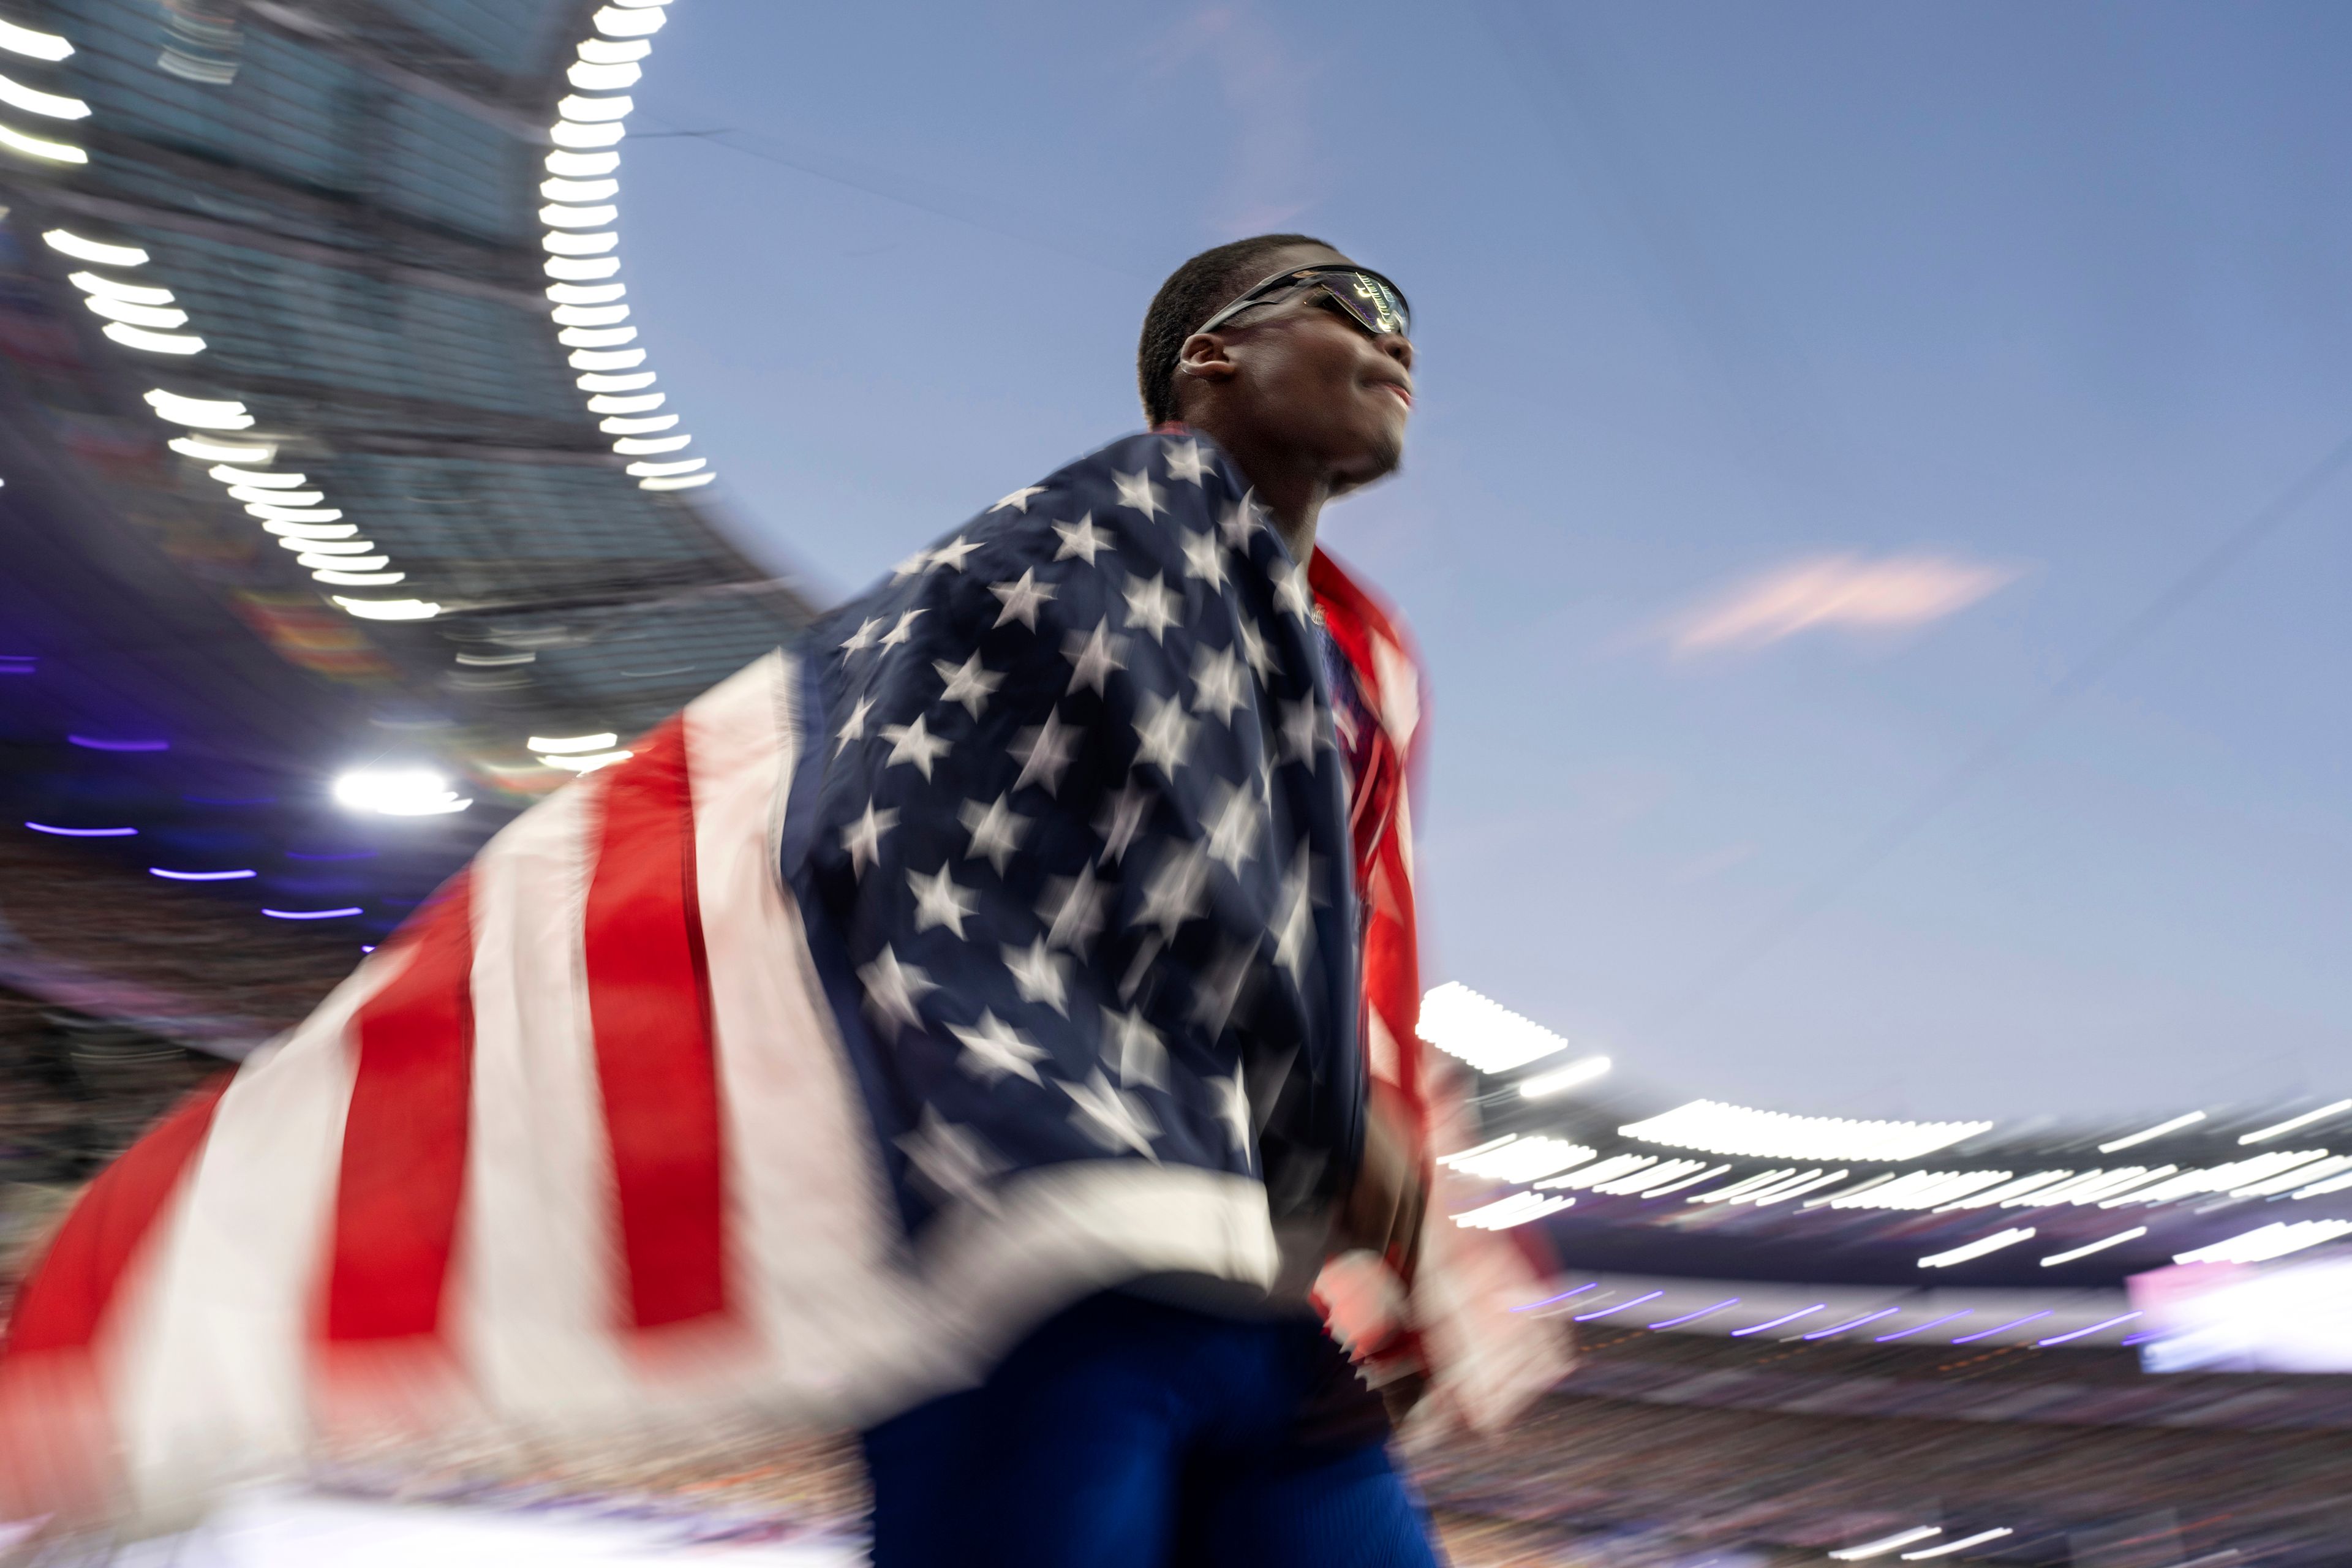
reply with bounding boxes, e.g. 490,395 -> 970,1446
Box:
685,650 -> 919,1422
113,962 -> 376,1518
453,782 -> 636,1423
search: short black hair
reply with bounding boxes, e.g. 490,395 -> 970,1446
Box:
1136,233 -> 1334,427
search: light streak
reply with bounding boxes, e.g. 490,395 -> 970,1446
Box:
2037,1312 -> 2140,1347
67,734 -> 167,752
44,228 -> 144,265
2174,1219 -> 2352,1265
150,867 -> 255,880
2239,1100 -> 2352,1144
527,731 -> 619,753
1509,1283 -> 1598,1314
1831,1527 -> 1942,1561
1875,1310 -> 1971,1343
1728,1303 -> 1826,1337
1918,1227 -> 2036,1268
0,18 -> 75,61
262,907 -> 363,920
1901,1528 -> 2013,1559
1621,1099 -> 1992,1163
1647,1297 -> 1739,1329
2040,1228 -> 2147,1267
0,122 -> 85,162
26,821 -> 135,836
1572,1289 -> 1662,1322
2099,1111 -> 2206,1153
1950,1311 -> 2051,1344
1801,1306 -> 1902,1340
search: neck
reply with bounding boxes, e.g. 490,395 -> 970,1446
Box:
1183,420 -> 1328,564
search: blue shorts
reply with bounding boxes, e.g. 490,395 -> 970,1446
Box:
862,1291 -> 1444,1567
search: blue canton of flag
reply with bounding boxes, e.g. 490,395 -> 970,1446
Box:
782,432 -> 1365,1249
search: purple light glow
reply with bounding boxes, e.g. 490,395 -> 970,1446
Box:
1573,1289 -> 1664,1322
67,734 -> 169,752
1730,1303 -> 1828,1338
150,867 -> 257,881
361,944 -> 376,953
2039,1313 -> 2141,1348
1511,1283 -> 1600,1313
1802,1306 -> 1902,1341
1876,1310 -> 1973,1343
262,906 -> 363,920
2120,1329 -> 2164,1346
1648,1297 -> 1740,1329
26,821 -> 137,837
1951,1310 -> 2053,1345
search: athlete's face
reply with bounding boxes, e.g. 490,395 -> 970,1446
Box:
1182,243 -> 1415,495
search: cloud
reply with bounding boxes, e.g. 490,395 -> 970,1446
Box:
1664,553 -> 2021,655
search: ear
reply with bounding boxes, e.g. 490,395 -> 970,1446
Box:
1175,330 -> 1240,387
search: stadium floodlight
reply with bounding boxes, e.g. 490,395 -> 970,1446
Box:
84,295 -> 188,329
527,732 -> 619,754
559,325 -> 638,349
571,347 -> 646,371
601,413 -> 677,434
247,505 -> 345,523
641,472 -> 714,491
2098,1110 -> 2206,1153
168,435 -> 274,463
102,322 -> 203,354
542,177 -> 620,203
1451,1192 -> 1573,1232
1901,1529 -> 2011,1561
145,388 -> 251,429
1417,981 -> 1572,1074
612,0 -> 674,9
1918,1227 -> 2035,1268
262,521 -> 357,540
0,123 -> 86,162
587,391 -> 665,412
1831,1526 -> 1943,1559
333,597 -> 441,620
0,70 -> 88,118
546,148 -> 621,177
543,229 -> 619,255
546,256 -> 622,281
209,464 -> 308,488
1621,1099 -> 1993,1164
0,17 -> 74,60
568,61 -> 641,91
2239,1099 -> 2352,1145
1438,1133 -> 1594,1185
298,553 -> 388,571
230,488 -> 325,507
558,93 -> 633,123
578,38 -> 652,64
1520,1056 -> 1610,1101
2039,1227 -> 2146,1267
312,567 -> 405,586
70,272 -> 176,306
592,6 -> 667,38
46,228 -> 145,265
541,202 -> 619,229
2174,1219 -> 2352,1267
551,119 -> 625,149
614,435 -> 690,454
278,537 -> 376,555
553,303 -> 630,326
1534,1152 -> 1652,1191
334,767 -> 469,815
550,282 -> 627,305
538,748 -> 633,774
627,457 -> 705,477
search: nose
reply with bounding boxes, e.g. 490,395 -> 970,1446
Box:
1379,331 -> 1414,374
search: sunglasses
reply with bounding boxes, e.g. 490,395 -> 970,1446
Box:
1196,265 -> 1412,342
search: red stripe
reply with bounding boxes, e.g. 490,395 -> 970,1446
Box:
582,715 -> 729,1329
3,1077 -> 229,1357
323,875 -> 476,1342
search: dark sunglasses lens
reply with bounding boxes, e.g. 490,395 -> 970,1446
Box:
1319,271 -> 1409,337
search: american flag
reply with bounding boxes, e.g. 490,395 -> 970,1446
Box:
1,432 -> 1566,1531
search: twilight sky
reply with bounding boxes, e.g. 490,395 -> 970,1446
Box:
615,1 -> 2351,1123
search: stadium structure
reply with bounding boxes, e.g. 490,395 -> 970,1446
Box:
0,4 -> 2347,1566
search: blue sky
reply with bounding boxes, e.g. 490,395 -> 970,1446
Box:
617,1 -> 2350,1122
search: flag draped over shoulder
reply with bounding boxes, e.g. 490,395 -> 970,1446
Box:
0,432 -> 1562,1535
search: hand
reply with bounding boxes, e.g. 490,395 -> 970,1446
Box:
1338,1081 -> 1430,1280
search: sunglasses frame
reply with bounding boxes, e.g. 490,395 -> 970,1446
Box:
1196,265 -> 1412,342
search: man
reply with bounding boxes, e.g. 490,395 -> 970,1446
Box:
1,237 -> 1563,1554
808,235 -> 1441,1564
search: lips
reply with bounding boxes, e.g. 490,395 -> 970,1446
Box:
1373,379 -> 1413,410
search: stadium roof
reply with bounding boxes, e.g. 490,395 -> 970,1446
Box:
0,0 -> 811,980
